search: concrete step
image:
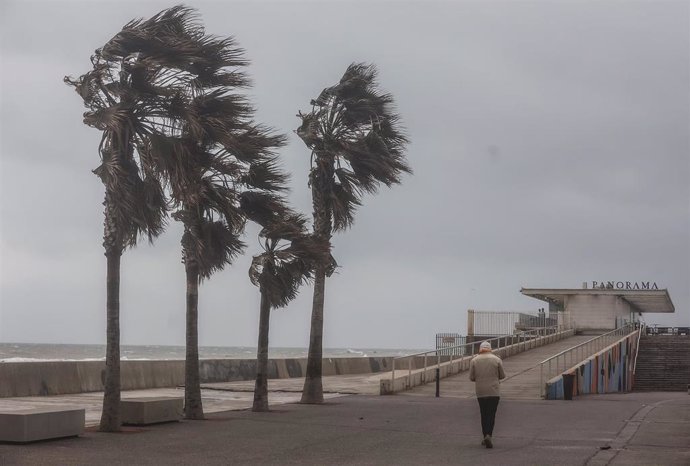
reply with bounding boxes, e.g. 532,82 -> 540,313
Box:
634,336 -> 690,392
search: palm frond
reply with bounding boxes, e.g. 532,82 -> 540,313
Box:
248,210 -> 332,309
96,143 -> 168,249
181,218 -> 245,279
68,4 -> 287,275
295,111 -> 321,149
329,182 -> 359,231
239,191 -> 288,227
241,157 -> 289,192
259,213 -> 307,242
297,62 -> 410,233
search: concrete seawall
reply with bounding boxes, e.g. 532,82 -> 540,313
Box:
0,357 -> 392,398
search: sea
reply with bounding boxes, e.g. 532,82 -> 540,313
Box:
0,343 -> 425,362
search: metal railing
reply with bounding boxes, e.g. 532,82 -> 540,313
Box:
435,333 -> 466,356
468,310 -> 561,336
645,326 -> 690,335
632,322 -> 646,377
390,324 -> 572,393
538,323 -> 637,398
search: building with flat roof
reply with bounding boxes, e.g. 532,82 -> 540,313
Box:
521,282 -> 674,332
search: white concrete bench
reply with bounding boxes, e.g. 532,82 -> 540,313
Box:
121,397 -> 183,425
0,407 -> 85,442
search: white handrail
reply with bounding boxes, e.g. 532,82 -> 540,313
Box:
632,322 -> 646,376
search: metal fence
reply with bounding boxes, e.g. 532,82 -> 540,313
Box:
646,326 -> 690,336
468,310 -> 572,337
435,333 -> 466,356
538,323 -> 637,398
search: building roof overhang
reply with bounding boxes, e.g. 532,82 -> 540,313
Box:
520,288 -> 675,314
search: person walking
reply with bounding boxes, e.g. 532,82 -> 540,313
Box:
469,340 -> 506,448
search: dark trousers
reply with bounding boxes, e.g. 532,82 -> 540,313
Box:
477,396 -> 500,436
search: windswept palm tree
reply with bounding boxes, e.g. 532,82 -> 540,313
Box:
66,5 -> 286,427
138,15 -> 287,419
296,63 -> 411,403
64,6 -> 200,432
160,137 -> 287,420
248,214 -> 331,412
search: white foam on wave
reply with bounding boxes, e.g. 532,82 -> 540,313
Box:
0,357 -> 166,362
345,349 -> 367,357
0,357 -> 106,363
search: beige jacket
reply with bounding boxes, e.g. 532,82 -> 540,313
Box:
469,352 -> 506,397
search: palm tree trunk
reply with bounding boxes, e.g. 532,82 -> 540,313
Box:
184,262 -> 204,420
301,165 -> 331,404
252,290 -> 271,412
99,250 -> 122,432
301,264 -> 326,403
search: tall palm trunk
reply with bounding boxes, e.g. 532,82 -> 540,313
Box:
100,203 -> 122,432
252,291 -> 271,411
301,265 -> 326,403
184,261 -> 204,419
301,164 -> 332,404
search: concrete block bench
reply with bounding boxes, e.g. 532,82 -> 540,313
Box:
121,397 -> 183,425
0,407 -> 85,442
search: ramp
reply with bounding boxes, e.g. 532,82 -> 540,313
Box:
401,334 -> 595,399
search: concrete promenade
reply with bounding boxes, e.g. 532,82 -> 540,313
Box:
1,391 -> 688,465
1,336 -> 688,465
0,334 -> 592,426
0,374 -> 383,427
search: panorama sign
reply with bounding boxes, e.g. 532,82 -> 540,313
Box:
591,281 -> 659,290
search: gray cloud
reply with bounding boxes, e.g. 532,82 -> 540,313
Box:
1,0 -> 688,348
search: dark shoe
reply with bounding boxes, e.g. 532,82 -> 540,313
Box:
481,437 -> 486,446
485,435 -> 493,449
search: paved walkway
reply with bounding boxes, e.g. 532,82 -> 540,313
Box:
406,334 -> 595,399
0,374 -> 382,428
1,392 -> 688,465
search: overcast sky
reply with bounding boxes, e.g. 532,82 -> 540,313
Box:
1,0 -> 688,349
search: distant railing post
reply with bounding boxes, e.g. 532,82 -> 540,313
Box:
391,359 -> 395,389
408,357 -> 412,388
540,362 -> 545,398
435,368 -> 440,397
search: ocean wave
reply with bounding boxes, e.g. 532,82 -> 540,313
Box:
1,344 -> 425,361
0,357 -> 105,363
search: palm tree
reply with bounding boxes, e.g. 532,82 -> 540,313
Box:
64,7 -> 199,432
141,32 -> 287,420
163,145 -> 287,420
296,63 -> 411,403
249,214 -> 330,411
66,5 -> 282,428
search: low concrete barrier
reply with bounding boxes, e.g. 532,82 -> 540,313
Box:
0,407 -> 85,442
121,397 -> 183,425
0,357 -> 393,398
